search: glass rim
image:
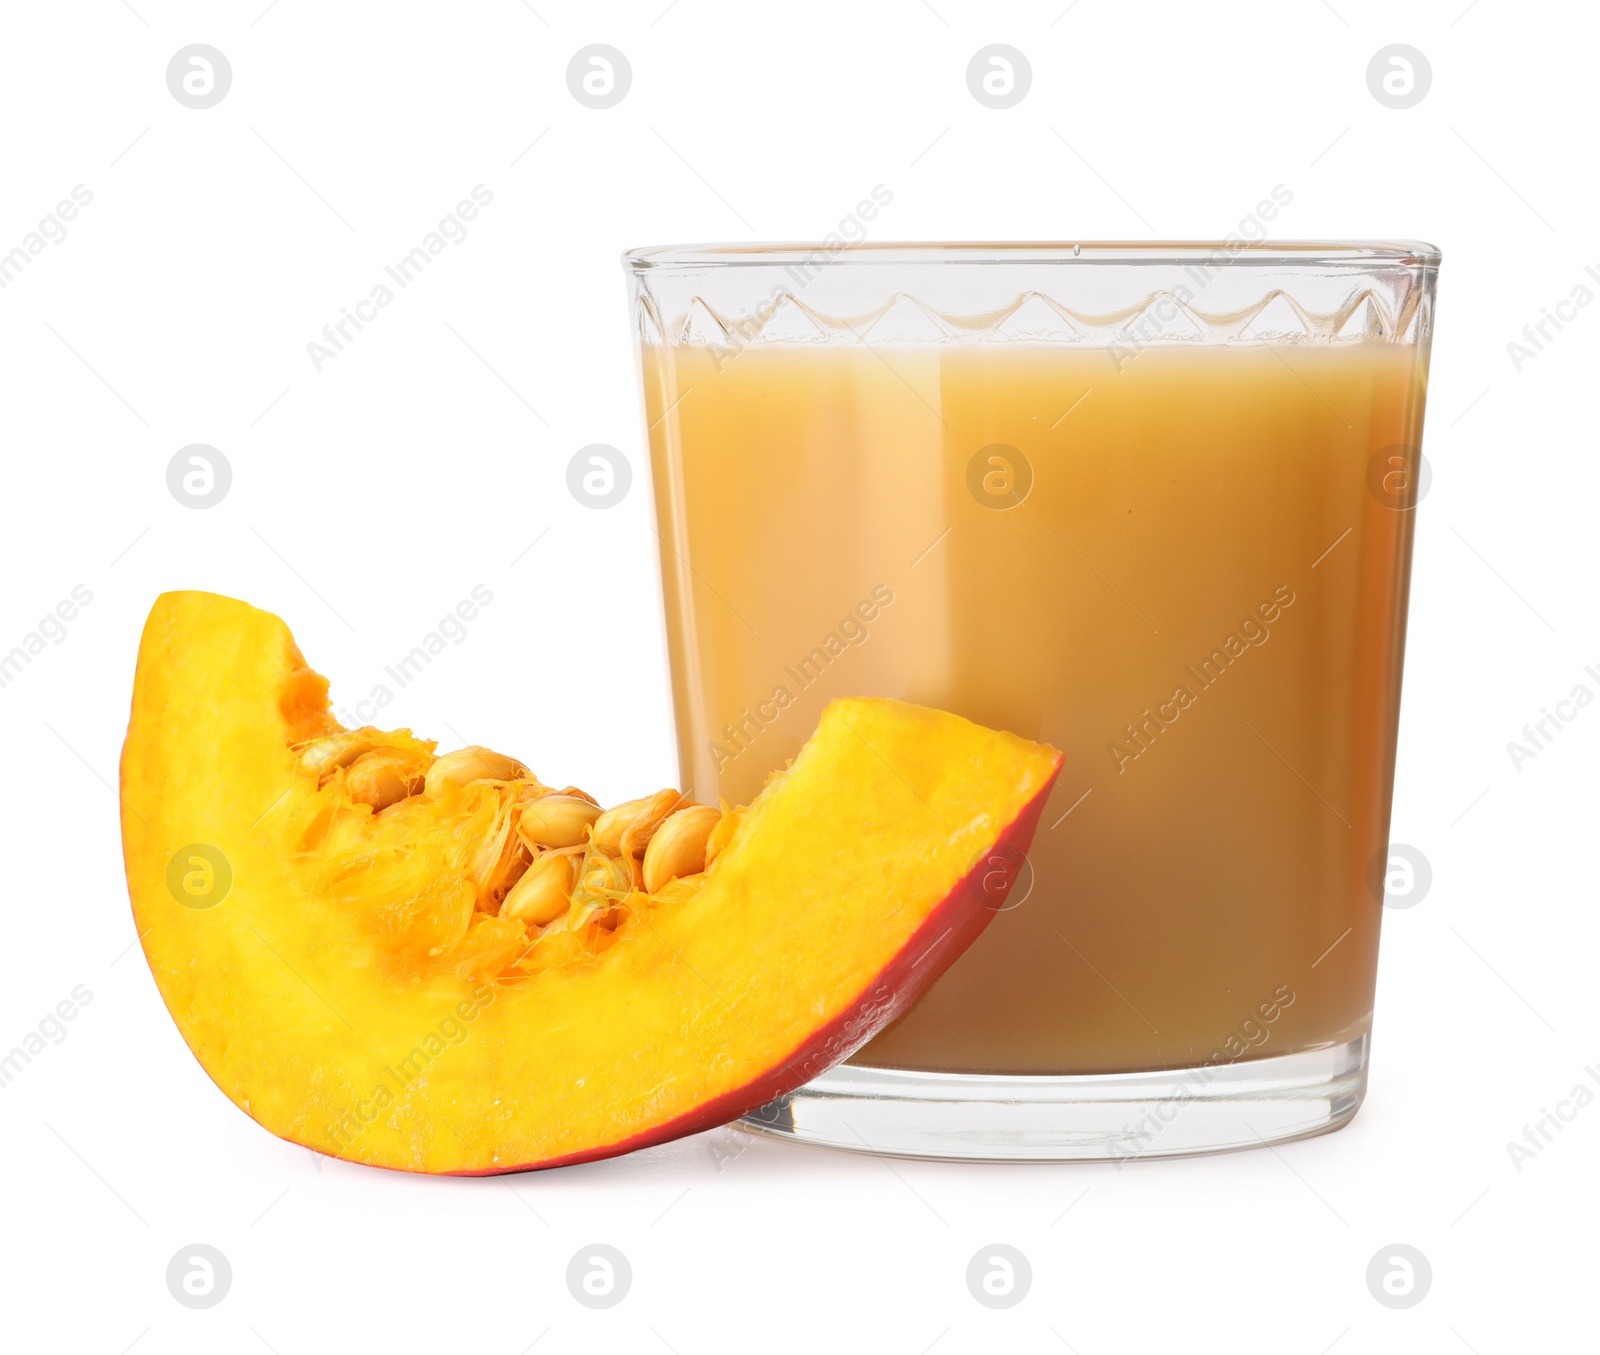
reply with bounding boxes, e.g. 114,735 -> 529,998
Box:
623,240 -> 1442,271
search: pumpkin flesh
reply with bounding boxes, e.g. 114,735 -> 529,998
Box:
120,592 -> 1062,1172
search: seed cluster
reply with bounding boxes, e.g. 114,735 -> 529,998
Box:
294,731 -> 727,974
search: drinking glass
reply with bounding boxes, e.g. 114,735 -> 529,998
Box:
626,241 -> 1440,1160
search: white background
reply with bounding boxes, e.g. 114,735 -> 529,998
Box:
1,1 -> 1595,1351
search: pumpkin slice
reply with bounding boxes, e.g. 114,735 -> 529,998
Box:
120,592 -> 1062,1173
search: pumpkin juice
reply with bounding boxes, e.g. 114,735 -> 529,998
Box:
642,340 -> 1424,1076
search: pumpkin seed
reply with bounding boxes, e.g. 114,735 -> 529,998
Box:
502,851 -> 576,926
517,793 -> 603,850
642,805 -> 722,893
424,746 -> 528,799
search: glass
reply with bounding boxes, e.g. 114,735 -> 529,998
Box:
626,242 -> 1440,1160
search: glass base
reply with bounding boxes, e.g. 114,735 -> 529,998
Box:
739,1034 -> 1368,1163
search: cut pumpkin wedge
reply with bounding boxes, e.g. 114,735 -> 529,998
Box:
120,592 -> 1062,1173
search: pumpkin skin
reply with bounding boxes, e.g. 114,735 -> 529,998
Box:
120,592 -> 1062,1173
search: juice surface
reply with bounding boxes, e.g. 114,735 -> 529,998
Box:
643,340 -> 1424,1074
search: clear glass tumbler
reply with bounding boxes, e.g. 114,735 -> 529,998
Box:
626,242 -> 1440,1160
